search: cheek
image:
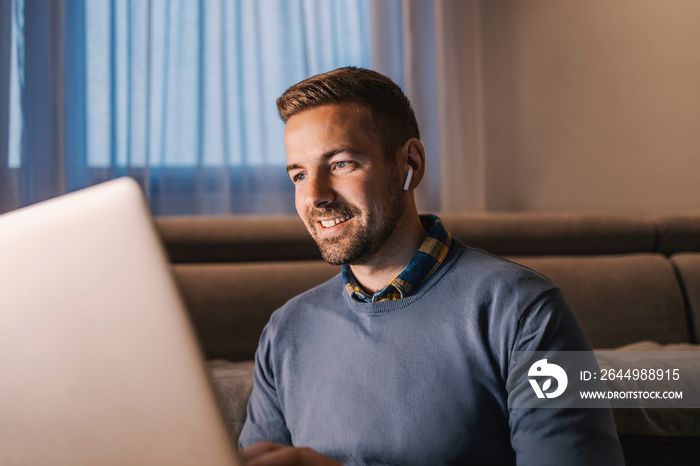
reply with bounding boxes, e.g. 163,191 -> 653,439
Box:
364,175 -> 396,199
294,191 -> 306,216
336,184 -> 369,210
340,173 -> 378,200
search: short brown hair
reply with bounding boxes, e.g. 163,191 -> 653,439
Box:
276,67 -> 420,161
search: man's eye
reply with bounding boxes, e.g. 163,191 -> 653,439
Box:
334,161 -> 351,170
292,173 -> 306,182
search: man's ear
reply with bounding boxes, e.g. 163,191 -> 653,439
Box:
400,138 -> 425,191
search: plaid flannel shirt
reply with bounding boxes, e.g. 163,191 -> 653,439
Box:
342,214 -> 452,303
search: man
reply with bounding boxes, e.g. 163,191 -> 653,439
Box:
239,67 -> 624,465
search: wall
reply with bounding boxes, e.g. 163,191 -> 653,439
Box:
477,0 -> 700,213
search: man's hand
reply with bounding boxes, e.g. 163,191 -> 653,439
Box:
240,442 -> 343,466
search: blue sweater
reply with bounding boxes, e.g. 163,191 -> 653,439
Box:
239,242 -> 624,465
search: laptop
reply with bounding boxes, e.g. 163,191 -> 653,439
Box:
0,178 -> 241,465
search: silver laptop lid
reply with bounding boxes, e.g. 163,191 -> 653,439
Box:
0,178 -> 238,465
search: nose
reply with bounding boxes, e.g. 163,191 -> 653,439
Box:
303,173 -> 335,209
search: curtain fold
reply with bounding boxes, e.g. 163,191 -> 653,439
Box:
433,0 -> 486,211
0,0 -> 11,214
22,0 -> 65,204
372,0 -> 486,212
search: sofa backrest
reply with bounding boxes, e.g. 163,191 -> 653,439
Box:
156,216 -> 321,263
156,212 -> 659,261
440,212 -> 657,256
156,211 -> 700,360
649,212 -> 700,254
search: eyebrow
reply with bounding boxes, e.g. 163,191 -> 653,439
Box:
286,147 -> 355,173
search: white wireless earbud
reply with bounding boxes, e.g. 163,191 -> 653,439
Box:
403,166 -> 413,191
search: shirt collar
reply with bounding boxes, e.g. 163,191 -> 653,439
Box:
342,214 -> 452,303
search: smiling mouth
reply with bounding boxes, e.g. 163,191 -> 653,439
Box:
320,216 -> 353,228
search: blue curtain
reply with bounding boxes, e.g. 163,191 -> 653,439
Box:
0,0 -> 372,215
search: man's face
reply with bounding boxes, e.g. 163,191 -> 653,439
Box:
285,103 -> 405,266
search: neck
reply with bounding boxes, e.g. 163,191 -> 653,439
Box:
348,209 -> 426,294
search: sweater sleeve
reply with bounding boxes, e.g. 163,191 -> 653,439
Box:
238,323 -> 292,448
507,288 -> 625,466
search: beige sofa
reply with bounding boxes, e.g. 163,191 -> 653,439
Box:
155,211 -> 700,465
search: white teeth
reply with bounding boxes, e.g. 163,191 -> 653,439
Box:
321,216 -> 351,228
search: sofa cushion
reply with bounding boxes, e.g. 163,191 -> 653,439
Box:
671,253 -> 700,343
207,359 -> 255,444
507,254 -> 689,348
601,341 -> 700,437
439,212 -> 656,256
173,261 -> 339,361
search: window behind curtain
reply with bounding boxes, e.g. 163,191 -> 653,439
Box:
1,0 -> 372,215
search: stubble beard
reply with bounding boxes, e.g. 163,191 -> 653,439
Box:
306,184 -> 405,266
